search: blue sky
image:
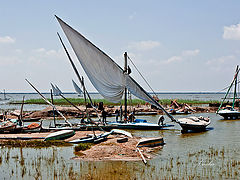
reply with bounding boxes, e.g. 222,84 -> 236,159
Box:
1,0 -> 240,93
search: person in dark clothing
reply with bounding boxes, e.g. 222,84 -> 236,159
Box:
115,109 -> 120,122
102,109 -> 107,124
120,105 -> 123,121
158,115 -> 165,126
129,113 -> 135,122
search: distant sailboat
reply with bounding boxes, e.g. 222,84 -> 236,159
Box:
0,89 -> 10,100
72,80 -> 83,96
55,15 -> 176,124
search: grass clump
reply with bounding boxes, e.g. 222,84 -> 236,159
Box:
0,140 -> 72,148
74,143 -> 93,152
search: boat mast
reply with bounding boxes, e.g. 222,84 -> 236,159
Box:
217,66 -> 240,113
124,52 -> 128,120
232,65 -> 239,108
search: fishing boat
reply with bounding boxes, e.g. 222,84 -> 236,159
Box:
0,89 -> 10,101
22,122 -> 42,133
137,137 -> 164,147
44,130 -> 75,141
217,65 -> 240,119
55,16 -> 177,128
69,131 -> 112,144
68,129 -> 131,144
107,119 -> 174,130
177,116 -> 210,132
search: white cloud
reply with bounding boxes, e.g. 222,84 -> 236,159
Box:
127,40 -> 161,51
0,36 -> 15,44
206,55 -> 235,65
223,23 -> 240,40
163,49 -> 200,64
164,56 -> 182,64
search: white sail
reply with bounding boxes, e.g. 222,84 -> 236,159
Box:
51,83 -> 62,96
72,79 -> 83,95
56,16 -> 124,103
56,16 -> 176,121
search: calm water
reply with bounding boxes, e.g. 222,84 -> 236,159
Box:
0,113 -> 240,179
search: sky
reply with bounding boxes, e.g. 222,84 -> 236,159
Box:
1,0 -> 240,93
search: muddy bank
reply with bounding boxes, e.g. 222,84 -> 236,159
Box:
22,105 -> 218,120
0,130 -> 158,161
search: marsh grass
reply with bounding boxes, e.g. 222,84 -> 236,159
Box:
0,140 -> 72,148
13,98 -> 220,106
74,143 -> 93,152
0,144 -> 239,179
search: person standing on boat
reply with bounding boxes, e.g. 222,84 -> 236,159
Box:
129,112 -> 135,122
102,109 -> 107,124
120,105 -> 123,121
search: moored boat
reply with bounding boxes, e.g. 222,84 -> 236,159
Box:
107,119 -> 174,130
44,130 -> 75,141
137,137 -> 164,147
69,131 -> 112,144
217,65 -> 240,119
177,116 -> 210,132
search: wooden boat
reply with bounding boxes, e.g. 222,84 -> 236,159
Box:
0,120 -> 23,133
177,116 -> 210,132
69,129 -> 132,144
69,131 -> 112,144
22,122 -> 42,133
217,106 -> 240,119
137,137 -> 164,147
107,119 -> 174,130
217,65 -> 240,119
107,121 -> 174,130
22,118 -> 41,122
44,130 -> 75,141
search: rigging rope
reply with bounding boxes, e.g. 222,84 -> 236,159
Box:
127,56 -> 158,97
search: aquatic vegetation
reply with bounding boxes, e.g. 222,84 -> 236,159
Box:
74,143 -> 93,152
12,98 -> 220,106
0,140 -> 72,148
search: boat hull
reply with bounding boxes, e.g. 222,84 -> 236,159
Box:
217,111 -> 240,119
137,137 -> 164,147
177,117 -> 210,132
44,130 -> 75,141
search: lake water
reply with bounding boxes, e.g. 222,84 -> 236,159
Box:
0,92 -> 225,111
0,113 -> 240,179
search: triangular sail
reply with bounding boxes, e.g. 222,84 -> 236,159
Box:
56,16 -> 125,103
72,80 -> 83,95
56,16 -> 176,121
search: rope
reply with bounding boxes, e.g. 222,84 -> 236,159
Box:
127,56 -> 158,97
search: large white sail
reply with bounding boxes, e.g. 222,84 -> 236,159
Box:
56,16 -> 124,103
56,16 -> 176,121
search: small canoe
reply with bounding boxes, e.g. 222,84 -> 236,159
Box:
44,130 -> 75,141
137,137 -> 164,147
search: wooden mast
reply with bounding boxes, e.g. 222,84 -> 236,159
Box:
232,65 -> 239,108
124,52 -> 128,121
